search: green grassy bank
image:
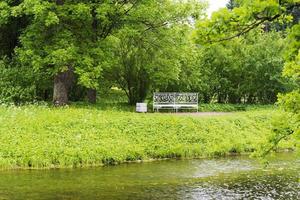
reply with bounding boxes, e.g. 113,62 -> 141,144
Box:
0,105 -> 295,169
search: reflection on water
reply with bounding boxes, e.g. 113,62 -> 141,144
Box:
0,153 -> 299,200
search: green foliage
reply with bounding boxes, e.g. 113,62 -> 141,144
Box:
283,23 -> 300,81
163,36 -> 201,93
14,2 -> 104,88
103,25 -> 185,104
0,58 -> 37,104
0,105 -> 293,169
195,31 -> 289,103
100,1 -> 205,105
0,0 -> 207,104
271,91 -> 300,153
0,0 -> 296,113
0,2 -> 10,25
253,110 -> 299,158
278,90 -> 300,113
193,0 -> 300,155
194,0 -> 298,44
270,23 -> 300,153
0,0 -> 293,106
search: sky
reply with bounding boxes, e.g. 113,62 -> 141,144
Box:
207,0 -> 228,16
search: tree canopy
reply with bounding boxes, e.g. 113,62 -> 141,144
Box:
0,0 -> 205,105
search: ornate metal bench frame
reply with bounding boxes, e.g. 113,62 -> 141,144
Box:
153,93 -> 198,112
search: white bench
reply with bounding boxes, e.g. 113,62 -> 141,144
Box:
153,93 -> 198,112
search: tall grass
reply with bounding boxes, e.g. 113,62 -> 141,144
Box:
0,104 -> 294,169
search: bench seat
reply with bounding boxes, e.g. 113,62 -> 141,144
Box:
153,93 -> 198,112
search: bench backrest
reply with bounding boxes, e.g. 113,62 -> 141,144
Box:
153,93 -> 198,105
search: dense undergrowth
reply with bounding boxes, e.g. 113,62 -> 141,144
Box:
0,104 -> 296,169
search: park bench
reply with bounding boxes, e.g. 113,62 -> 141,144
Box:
153,92 -> 198,112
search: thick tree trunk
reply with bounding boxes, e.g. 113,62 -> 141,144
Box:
87,88 -> 97,104
53,68 -> 74,106
52,0 -> 71,106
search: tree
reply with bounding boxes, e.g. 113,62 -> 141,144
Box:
1,0 -> 140,105
98,0 -> 204,105
165,39 -> 202,96
102,1 -> 205,105
106,27 -> 181,105
193,31 -> 288,104
194,0 -> 300,152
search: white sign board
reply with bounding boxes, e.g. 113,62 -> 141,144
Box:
136,103 -> 147,113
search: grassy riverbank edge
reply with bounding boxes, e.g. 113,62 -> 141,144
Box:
0,105 -> 297,170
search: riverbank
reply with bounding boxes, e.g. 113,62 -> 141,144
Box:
0,105 -> 295,169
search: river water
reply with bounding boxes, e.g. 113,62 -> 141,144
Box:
0,153 -> 299,200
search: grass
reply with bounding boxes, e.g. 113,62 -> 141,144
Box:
0,102 -> 296,169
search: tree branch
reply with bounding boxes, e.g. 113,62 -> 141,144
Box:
207,14 -> 281,43
205,2 -> 300,44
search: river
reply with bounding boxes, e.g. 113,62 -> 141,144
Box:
0,153 -> 299,200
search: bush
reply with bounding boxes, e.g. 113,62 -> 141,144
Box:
0,58 -> 37,104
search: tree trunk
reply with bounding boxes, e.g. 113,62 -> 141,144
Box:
52,0 -> 71,106
128,88 -> 136,105
53,68 -> 74,106
87,88 -> 97,104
